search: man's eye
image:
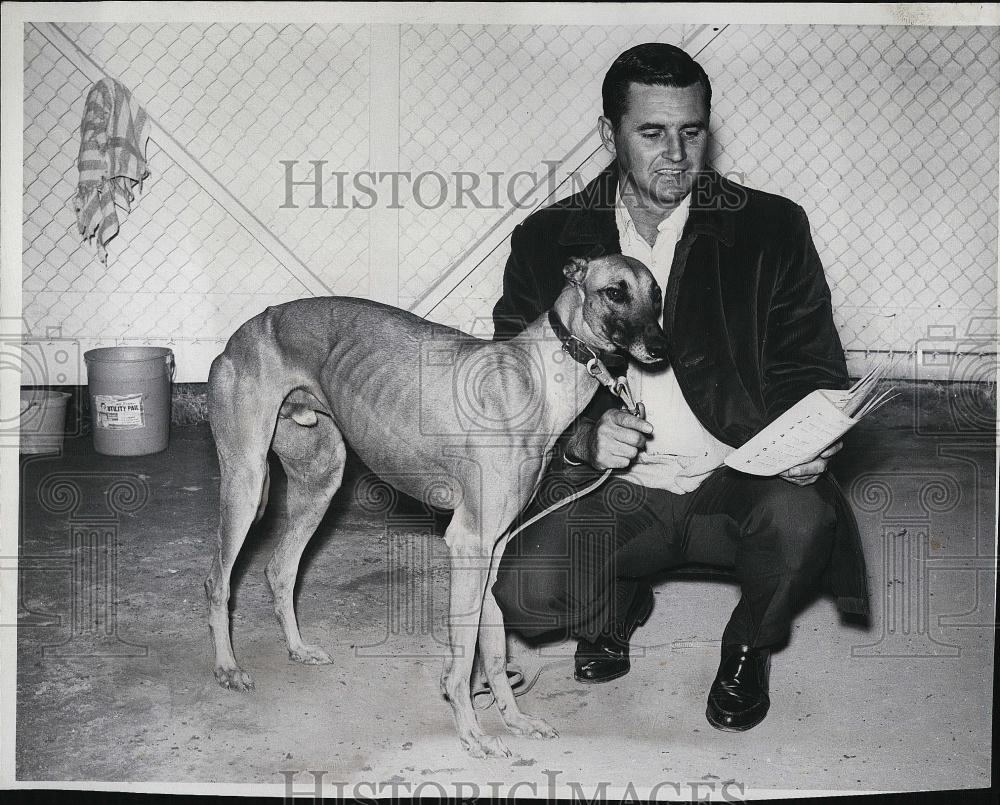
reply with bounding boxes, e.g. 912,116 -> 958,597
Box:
604,287 -> 625,303
640,130 -> 660,139
682,129 -> 703,139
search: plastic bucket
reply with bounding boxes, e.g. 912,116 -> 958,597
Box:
20,390 -> 72,454
84,347 -> 174,456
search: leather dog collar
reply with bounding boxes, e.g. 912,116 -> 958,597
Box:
547,309 -> 627,371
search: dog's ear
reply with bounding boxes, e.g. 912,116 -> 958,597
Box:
563,257 -> 589,286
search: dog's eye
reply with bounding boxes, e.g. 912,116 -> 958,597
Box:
604,287 -> 626,304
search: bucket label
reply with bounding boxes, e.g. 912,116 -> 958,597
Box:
95,394 -> 144,430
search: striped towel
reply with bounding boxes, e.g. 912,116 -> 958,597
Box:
73,78 -> 150,263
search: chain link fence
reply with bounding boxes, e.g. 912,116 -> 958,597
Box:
23,21 -> 371,379
21,22 -> 998,380
701,25 -> 998,355
397,23 -> 705,316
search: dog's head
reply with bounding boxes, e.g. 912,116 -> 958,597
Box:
562,254 -> 669,365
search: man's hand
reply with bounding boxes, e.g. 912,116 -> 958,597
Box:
779,441 -> 843,486
567,409 -> 653,470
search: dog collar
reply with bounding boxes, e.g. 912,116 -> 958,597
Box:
547,310 -> 627,371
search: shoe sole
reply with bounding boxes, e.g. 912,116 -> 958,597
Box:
574,665 -> 630,684
705,705 -> 769,732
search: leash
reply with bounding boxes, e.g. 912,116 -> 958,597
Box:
503,357 -> 643,545
476,356 -> 644,710
495,313 -> 647,546
471,660 -> 567,710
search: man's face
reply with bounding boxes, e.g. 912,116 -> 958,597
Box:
599,82 -> 710,214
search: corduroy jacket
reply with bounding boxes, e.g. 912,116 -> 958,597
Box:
492,164 -> 870,617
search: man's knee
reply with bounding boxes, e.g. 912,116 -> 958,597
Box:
492,553 -> 569,637
742,479 -> 837,567
491,559 -> 523,617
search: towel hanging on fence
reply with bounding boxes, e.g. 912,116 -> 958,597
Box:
73,77 -> 150,263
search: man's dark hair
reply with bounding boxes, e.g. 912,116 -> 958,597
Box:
602,43 -> 712,129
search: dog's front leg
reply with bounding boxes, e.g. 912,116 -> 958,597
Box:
478,542 -> 558,740
440,512 -> 511,759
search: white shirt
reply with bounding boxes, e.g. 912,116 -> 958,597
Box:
615,192 -> 733,493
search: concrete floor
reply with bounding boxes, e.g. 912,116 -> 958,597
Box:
14,386 -> 996,796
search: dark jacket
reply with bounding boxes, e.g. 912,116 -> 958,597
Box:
492,165 -> 870,617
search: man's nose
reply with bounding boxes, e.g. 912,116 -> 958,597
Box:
662,132 -> 684,163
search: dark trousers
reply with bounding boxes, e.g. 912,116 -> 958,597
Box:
492,464 -> 838,650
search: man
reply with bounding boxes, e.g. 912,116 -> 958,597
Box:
491,43 -> 869,732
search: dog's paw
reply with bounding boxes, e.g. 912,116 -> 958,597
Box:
503,713 -> 559,740
215,666 -> 254,692
461,731 -> 512,759
289,644 -> 333,665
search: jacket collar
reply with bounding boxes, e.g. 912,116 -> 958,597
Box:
558,163 -> 737,248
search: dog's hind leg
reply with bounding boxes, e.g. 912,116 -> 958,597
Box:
205,355 -> 282,692
266,409 -> 346,665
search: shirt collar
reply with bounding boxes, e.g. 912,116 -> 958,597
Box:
615,190 -> 692,244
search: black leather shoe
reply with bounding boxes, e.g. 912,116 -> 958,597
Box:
706,643 -> 772,731
574,586 -> 655,684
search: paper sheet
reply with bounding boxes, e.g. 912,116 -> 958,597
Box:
724,390 -> 856,476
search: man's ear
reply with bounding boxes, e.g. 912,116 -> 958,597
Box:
598,116 -> 616,157
563,256 -> 589,286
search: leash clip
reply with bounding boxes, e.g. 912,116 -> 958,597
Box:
586,356 -> 609,382
587,358 -> 643,418
613,376 -> 640,417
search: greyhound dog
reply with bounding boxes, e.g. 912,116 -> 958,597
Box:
204,254 -> 669,758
